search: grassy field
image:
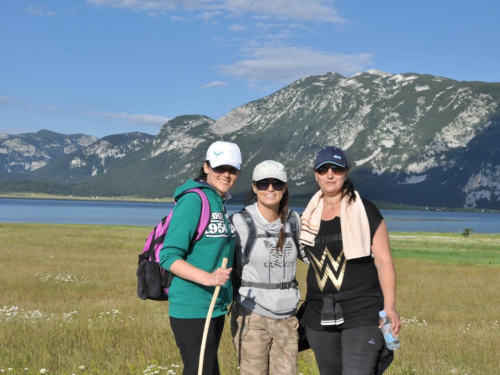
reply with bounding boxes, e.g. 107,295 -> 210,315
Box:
0,224 -> 499,375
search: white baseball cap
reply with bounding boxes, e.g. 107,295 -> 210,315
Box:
206,141 -> 242,170
252,160 -> 287,182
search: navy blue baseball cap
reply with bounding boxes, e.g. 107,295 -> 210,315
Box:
314,146 -> 348,169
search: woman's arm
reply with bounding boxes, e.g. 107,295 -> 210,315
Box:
159,193 -> 231,287
169,259 -> 231,287
372,220 -> 402,336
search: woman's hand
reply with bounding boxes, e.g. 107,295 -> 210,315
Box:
169,259 -> 232,287
207,267 -> 233,286
383,306 -> 402,336
372,220 -> 401,336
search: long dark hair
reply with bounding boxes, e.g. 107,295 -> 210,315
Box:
341,161 -> 356,204
244,184 -> 289,252
342,176 -> 356,204
194,160 -> 209,182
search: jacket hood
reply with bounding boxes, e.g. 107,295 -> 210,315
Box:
173,179 -> 215,200
174,179 -> 234,201
245,202 -> 282,234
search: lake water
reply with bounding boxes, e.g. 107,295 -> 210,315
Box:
1,198 -> 500,233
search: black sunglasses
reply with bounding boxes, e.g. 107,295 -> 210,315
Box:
315,164 -> 347,176
254,179 -> 286,191
210,165 -> 239,175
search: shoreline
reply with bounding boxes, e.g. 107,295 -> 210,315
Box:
1,192 -> 499,215
0,193 -> 175,204
1,193 -> 499,214
2,222 -> 500,235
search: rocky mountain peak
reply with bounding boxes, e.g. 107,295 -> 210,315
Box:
150,115 -> 215,158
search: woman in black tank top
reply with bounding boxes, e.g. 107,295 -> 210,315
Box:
298,146 -> 401,375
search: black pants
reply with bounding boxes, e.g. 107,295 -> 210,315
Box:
306,325 -> 384,375
170,315 -> 225,375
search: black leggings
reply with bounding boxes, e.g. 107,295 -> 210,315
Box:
170,315 -> 225,375
306,325 -> 384,375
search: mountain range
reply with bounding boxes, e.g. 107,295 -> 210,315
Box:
1,70 -> 499,209
0,130 -> 98,173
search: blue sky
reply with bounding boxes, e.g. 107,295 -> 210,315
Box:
1,0 -> 499,138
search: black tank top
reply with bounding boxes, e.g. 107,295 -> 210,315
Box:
304,198 -> 384,330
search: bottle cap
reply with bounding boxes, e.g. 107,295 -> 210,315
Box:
379,311 -> 387,318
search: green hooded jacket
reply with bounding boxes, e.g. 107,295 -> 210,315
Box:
159,179 -> 235,319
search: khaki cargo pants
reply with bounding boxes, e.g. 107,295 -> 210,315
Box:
231,302 -> 299,375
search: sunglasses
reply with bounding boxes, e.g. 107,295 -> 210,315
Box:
210,165 -> 239,175
316,164 -> 347,176
254,179 -> 286,191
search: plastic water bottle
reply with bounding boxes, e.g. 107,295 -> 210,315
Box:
379,310 -> 400,350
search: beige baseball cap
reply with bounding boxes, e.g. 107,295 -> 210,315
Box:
252,160 -> 287,182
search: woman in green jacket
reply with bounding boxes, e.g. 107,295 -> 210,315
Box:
160,141 -> 242,375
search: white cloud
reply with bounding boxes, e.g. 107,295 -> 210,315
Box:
229,24 -> 246,31
198,81 -> 228,89
171,15 -> 188,21
288,23 -> 307,29
86,0 -> 179,11
251,14 -> 272,21
217,45 -> 373,83
26,5 -> 55,16
264,30 -> 294,39
197,11 -> 221,23
255,22 -> 285,29
0,96 -> 13,103
223,0 -> 344,23
85,0 -> 344,23
93,112 -> 170,126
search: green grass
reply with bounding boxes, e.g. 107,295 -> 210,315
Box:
0,224 -> 499,374
390,232 -> 500,265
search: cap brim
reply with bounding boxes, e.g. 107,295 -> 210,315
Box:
252,173 -> 287,182
315,161 -> 347,169
210,161 -> 241,170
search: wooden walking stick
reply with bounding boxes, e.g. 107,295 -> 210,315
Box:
198,257 -> 228,375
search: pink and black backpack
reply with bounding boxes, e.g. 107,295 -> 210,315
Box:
136,188 -> 211,301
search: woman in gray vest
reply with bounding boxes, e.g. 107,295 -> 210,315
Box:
230,160 -> 302,375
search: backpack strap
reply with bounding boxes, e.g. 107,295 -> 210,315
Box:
184,188 -> 210,241
163,188 -> 210,241
239,209 -> 258,266
287,211 -> 310,264
146,188 -> 210,263
287,211 -> 300,254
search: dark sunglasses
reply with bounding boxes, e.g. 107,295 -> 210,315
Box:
316,164 -> 347,176
211,165 -> 239,175
254,179 -> 286,191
